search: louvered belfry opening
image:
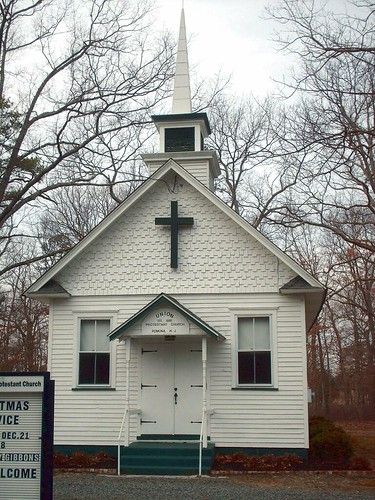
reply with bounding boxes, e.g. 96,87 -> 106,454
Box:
165,127 -> 195,152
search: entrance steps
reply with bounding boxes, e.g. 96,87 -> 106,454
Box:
120,441 -> 215,475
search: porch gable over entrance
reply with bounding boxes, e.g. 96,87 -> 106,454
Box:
108,293 -> 225,341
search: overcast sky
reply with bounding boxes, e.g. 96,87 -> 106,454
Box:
153,0 -> 351,98
153,0 -> 293,98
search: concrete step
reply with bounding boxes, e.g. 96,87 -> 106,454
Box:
120,441 -> 215,475
121,454 -> 213,466
121,464 -> 211,475
121,442 -> 214,456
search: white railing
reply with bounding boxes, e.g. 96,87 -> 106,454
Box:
117,409 -> 129,475
199,336 -> 208,476
117,408 -> 142,475
198,408 -> 206,476
198,408 -> 215,476
118,338 -> 131,475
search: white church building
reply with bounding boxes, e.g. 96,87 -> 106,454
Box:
27,9 -> 325,475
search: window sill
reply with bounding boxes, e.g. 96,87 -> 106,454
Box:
231,386 -> 278,391
72,387 -> 116,391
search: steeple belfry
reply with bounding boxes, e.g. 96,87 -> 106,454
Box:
144,6 -> 220,190
172,8 -> 192,114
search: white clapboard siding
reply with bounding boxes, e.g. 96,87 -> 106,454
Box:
147,159 -> 214,188
47,161 -> 310,450
50,292 -> 307,449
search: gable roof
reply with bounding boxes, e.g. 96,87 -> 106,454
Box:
281,276 -> 311,290
109,293 -> 225,341
280,276 -> 323,293
27,279 -> 70,298
26,158 -> 324,295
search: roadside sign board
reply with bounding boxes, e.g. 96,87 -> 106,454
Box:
0,372 -> 54,500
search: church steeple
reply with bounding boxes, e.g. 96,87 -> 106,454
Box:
143,6 -> 220,191
172,8 -> 192,114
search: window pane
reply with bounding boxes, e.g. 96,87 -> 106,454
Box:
80,320 -> 95,351
96,353 -> 110,384
79,353 -> 95,384
238,318 -> 254,350
238,352 -> 255,384
255,351 -> 272,384
96,320 -> 110,351
254,317 -> 270,350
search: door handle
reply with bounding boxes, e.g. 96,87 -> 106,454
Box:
174,387 -> 178,405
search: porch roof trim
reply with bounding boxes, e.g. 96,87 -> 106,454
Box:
108,293 -> 225,341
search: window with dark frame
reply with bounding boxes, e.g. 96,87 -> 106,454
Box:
78,319 -> 110,385
237,316 -> 272,385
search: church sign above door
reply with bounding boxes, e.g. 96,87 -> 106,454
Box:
142,309 -> 189,336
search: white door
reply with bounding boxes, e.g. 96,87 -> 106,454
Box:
140,342 -> 203,435
174,344 -> 203,434
140,345 -> 174,434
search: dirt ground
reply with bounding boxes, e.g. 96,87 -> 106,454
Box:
231,471 -> 375,494
54,471 -> 375,500
227,421 -> 375,495
338,421 -> 375,468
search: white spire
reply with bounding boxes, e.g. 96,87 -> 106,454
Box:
171,8 -> 192,114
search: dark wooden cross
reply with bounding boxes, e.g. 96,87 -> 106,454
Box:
155,201 -> 194,268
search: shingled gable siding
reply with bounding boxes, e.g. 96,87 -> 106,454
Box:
55,171 -> 297,295
50,293 -> 307,449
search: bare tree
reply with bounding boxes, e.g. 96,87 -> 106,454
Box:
269,0 -> 375,77
36,183 -> 130,266
262,2 -> 375,420
207,96 -> 274,214
207,96 -> 294,233
281,219 -> 375,419
267,0 -> 375,254
0,265 -> 48,371
0,0 -> 175,277
325,235 -> 375,416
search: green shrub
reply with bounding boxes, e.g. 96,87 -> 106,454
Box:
309,416 -> 353,463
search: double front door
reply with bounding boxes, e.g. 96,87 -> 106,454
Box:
140,342 -> 203,435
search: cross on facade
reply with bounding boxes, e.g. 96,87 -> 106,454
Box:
155,201 -> 194,268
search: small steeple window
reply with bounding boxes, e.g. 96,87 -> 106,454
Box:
165,127 -> 195,152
